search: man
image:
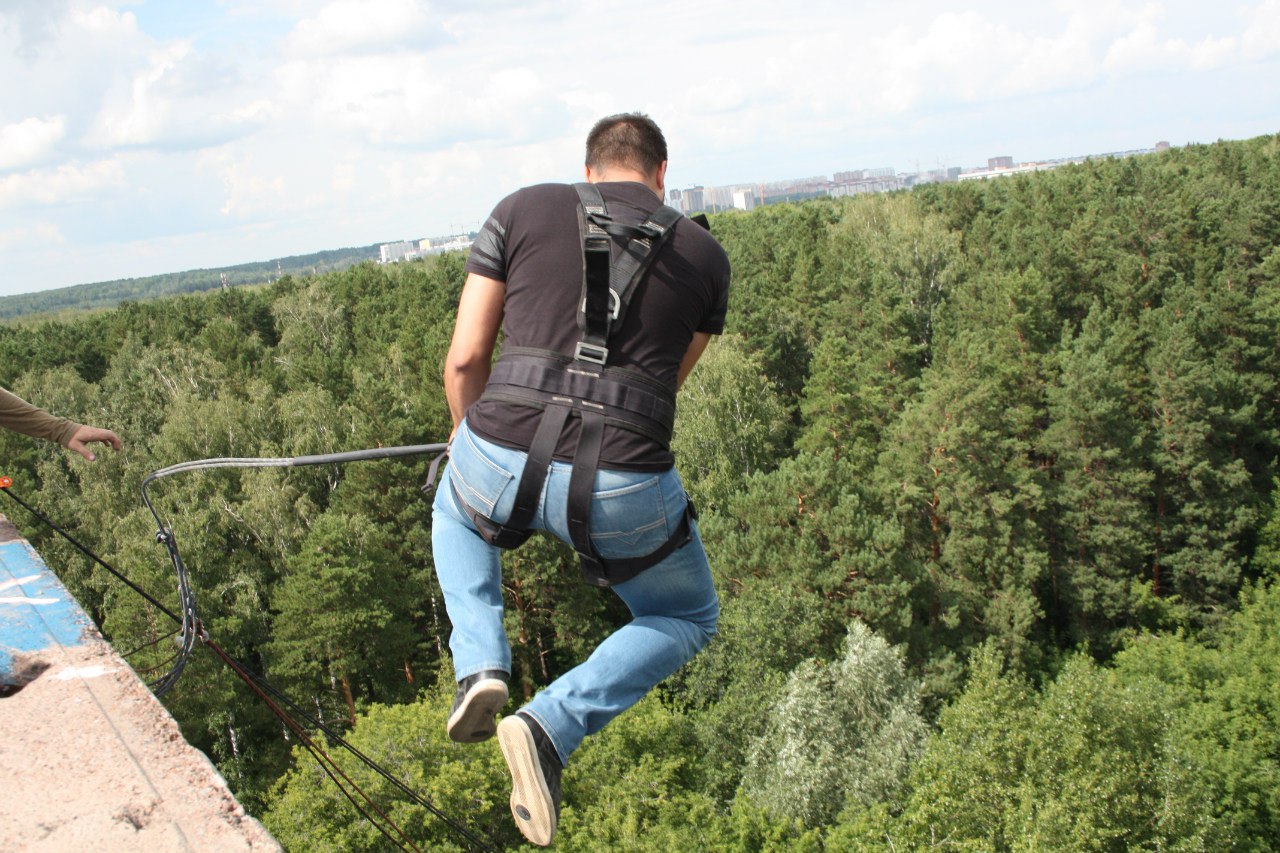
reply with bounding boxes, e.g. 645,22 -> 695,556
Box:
0,386 -> 121,461
431,113 -> 728,846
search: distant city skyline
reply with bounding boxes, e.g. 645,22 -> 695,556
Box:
2,1 -> 1278,298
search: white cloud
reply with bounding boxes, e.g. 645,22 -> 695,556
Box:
858,10 -> 1115,111
276,53 -> 447,143
69,3 -> 137,35
683,77 -> 749,116
0,3 -> 276,158
1100,2 -> 1280,74
0,158 -> 125,210
1,4 -> 145,129
1189,34 -> 1242,70
274,48 -> 567,149
742,0 -> 1280,128
0,0 -> 71,61
64,2 -> 141,44
86,40 -> 194,148
331,160 -> 358,193
3,0 -> 1279,297
0,116 -> 67,171
1243,0 -> 1280,59
200,148 -> 289,218
284,0 -> 448,57
0,220 -> 65,250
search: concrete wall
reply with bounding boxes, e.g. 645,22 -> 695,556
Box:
0,511 -> 280,852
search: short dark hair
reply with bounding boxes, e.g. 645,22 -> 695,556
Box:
585,113 -> 667,175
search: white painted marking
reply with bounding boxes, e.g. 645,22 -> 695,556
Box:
0,574 -> 41,593
0,595 -> 59,606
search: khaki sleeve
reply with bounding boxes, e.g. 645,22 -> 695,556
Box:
0,386 -> 83,447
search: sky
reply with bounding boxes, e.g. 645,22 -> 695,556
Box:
1,0 -> 1278,298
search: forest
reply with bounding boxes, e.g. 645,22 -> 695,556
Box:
0,243 -> 380,320
1,133 -> 1278,851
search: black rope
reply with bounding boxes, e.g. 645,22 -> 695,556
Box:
204,639 -> 426,853
119,627 -> 182,661
1,483 -> 180,623
1,481 -> 196,693
133,442 -> 501,850
130,654 -> 184,678
212,643 -> 498,851
2,446 -> 500,853
207,637 -> 496,850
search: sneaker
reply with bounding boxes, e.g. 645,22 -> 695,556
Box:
496,712 -> 563,847
447,670 -> 509,743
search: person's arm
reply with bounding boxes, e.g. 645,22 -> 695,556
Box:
444,273 -> 506,434
0,386 -> 120,460
676,332 -> 713,390
64,425 -> 122,461
0,386 -> 78,444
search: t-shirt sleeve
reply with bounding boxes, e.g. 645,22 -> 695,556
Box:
699,275 -> 729,334
697,248 -> 731,335
0,386 -> 81,446
465,194 -> 514,280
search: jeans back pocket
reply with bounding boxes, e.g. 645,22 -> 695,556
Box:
588,474 -> 672,559
448,428 -> 518,521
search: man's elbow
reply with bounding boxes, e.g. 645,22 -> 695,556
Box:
444,350 -> 489,381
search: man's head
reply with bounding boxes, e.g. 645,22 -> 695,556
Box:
584,113 -> 667,196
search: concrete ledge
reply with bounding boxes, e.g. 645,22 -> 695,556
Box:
0,511 -> 280,852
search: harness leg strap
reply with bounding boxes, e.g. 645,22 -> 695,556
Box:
567,412 -> 606,584
508,404 -> 570,530
566,410 -> 697,587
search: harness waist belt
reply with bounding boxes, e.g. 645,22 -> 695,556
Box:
484,350 -> 676,445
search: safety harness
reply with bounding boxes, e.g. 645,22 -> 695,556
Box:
451,183 -> 695,587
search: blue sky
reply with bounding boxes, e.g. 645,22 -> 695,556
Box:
1,0 -> 1278,297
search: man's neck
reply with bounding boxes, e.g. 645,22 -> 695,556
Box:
584,163 -> 665,199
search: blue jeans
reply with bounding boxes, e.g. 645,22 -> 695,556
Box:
431,420 -> 718,765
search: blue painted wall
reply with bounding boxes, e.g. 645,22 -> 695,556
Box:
0,539 -> 95,678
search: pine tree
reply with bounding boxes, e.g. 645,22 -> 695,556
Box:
1040,303 -> 1155,650
266,508 -> 415,724
798,194 -> 960,469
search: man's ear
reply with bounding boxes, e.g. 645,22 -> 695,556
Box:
655,160 -> 667,195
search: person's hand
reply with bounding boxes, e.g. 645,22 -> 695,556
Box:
64,425 -> 122,461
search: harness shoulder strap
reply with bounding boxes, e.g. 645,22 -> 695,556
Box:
574,182 -> 612,363
609,204 -> 682,329
571,183 -> 683,358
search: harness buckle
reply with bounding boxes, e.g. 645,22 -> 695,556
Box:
574,341 -> 608,364
578,289 -> 621,320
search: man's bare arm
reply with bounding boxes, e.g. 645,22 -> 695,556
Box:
677,332 -> 713,390
444,273 -> 506,432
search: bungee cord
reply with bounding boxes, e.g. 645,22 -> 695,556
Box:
137,442 -> 447,695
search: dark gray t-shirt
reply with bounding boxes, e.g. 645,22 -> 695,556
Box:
463,181 -> 730,470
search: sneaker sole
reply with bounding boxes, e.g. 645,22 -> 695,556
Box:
446,679 -> 508,743
497,715 -> 556,847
